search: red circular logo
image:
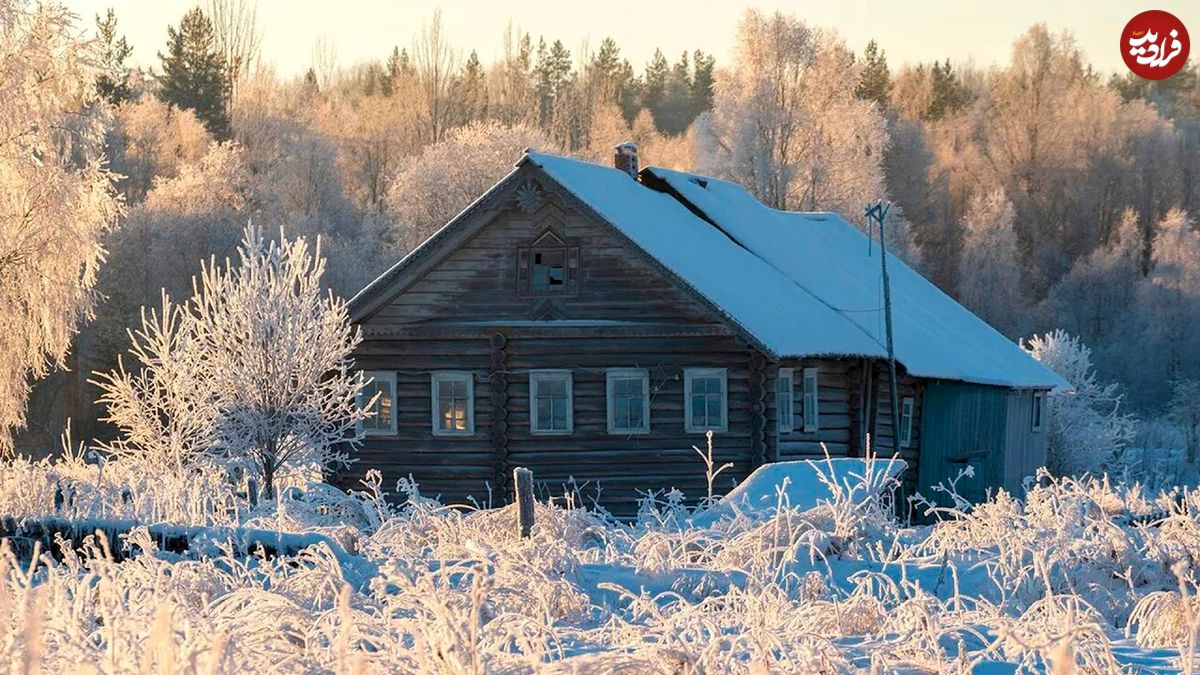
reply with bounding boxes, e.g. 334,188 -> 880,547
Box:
1122,10 -> 1190,80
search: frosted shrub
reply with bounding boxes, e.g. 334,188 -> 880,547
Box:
1024,330 -> 1137,475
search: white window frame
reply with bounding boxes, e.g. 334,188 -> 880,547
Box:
606,369 -> 651,435
1031,391 -> 1044,432
430,371 -> 475,437
899,397 -> 915,448
684,368 -> 728,433
530,370 -> 573,435
776,368 -> 795,433
359,371 -> 397,436
802,368 -> 820,432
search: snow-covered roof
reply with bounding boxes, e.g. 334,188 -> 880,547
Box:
523,152 -> 887,360
525,152 -> 1065,389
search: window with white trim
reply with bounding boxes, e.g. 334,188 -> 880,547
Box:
607,369 -> 650,434
776,368 -> 795,433
1031,391 -> 1044,432
530,370 -> 572,434
802,368 -> 820,432
899,397 -> 915,448
431,372 -> 474,436
359,371 -> 396,435
685,368 -> 727,433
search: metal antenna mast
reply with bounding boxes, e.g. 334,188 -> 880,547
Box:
866,201 -> 900,456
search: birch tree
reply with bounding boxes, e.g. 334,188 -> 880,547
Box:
695,9 -> 887,221
0,1 -> 120,449
192,226 -> 371,499
386,120 -> 550,251
91,294 -> 216,479
958,189 -> 1025,336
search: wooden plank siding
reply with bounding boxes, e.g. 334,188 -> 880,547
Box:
769,358 -> 860,461
343,331 -> 762,515
868,365 -> 924,498
916,382 -> 1011,506
341,163 -> 943,517
341,176 -> 768,516
1003,390 -> 1049,493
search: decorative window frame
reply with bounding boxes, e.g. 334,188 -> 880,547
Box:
1031,391 -> 1045,433
899,396 -> 915,448
776,368 -> 795,433
516,226 -> 580,297
802,368 -> 820,432
606,369 -> 651,435
359,371 -> 397,436
530,370 -> 574,435
684,368 -> 728,434
430,371 -> 475,437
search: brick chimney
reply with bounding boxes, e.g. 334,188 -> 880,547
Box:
613,142 -> 638,178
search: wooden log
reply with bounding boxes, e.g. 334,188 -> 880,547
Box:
513,467 -> 535,538
489,332 -> 512,500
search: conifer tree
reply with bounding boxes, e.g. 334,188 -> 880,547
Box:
691,50 -> 716,116
927,59 -> 972,120
855,40 -> 892,108
452,50 -> 489,123
534,39 -> 573,126
159,8 -> 230,139
657,51 -> 693,135
642,48 -> 668,124
96,9 -> 133,104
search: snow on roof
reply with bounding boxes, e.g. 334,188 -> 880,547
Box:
646,167 -> 1067,389
359,149 -> 1061,389
524,152 -> 888,359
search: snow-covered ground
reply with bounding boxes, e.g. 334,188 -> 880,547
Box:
0,453 -> 1198,672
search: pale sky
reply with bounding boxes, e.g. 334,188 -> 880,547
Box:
63,0 -> 1199,78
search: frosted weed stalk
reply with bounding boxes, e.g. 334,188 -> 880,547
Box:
10,441 -> 1200,670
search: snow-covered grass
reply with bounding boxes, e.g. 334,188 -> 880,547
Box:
0,451 -> 1197,672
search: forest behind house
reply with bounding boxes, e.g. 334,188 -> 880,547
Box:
10,2 -> 1200,479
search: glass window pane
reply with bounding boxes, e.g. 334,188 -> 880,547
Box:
691,395 -> 706,424
532,249 -> 566,292
707,395 -> 722,426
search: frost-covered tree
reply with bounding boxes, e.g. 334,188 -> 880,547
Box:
1135,208 -> 1200,405
959,189 -> 1025,336
94,8 -> 132,104
109,95 -> 212,203
0,2 -> 121,449
192,226 -> 370,499
94,226 -> 371,498
95,141 -> 256,378
1024,330 -> 1136,475
696,10 -> 887,221
1169,379 -> 1200,464
91,294 -> 217,478
386,120 -> 551,251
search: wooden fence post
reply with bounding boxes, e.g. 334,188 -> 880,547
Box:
513,467 -> 534,538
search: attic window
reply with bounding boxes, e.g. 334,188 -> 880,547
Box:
517,229 -> 579,296
532,248 -> 566,292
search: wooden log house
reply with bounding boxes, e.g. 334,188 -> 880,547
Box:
341,145 -> 1066,515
